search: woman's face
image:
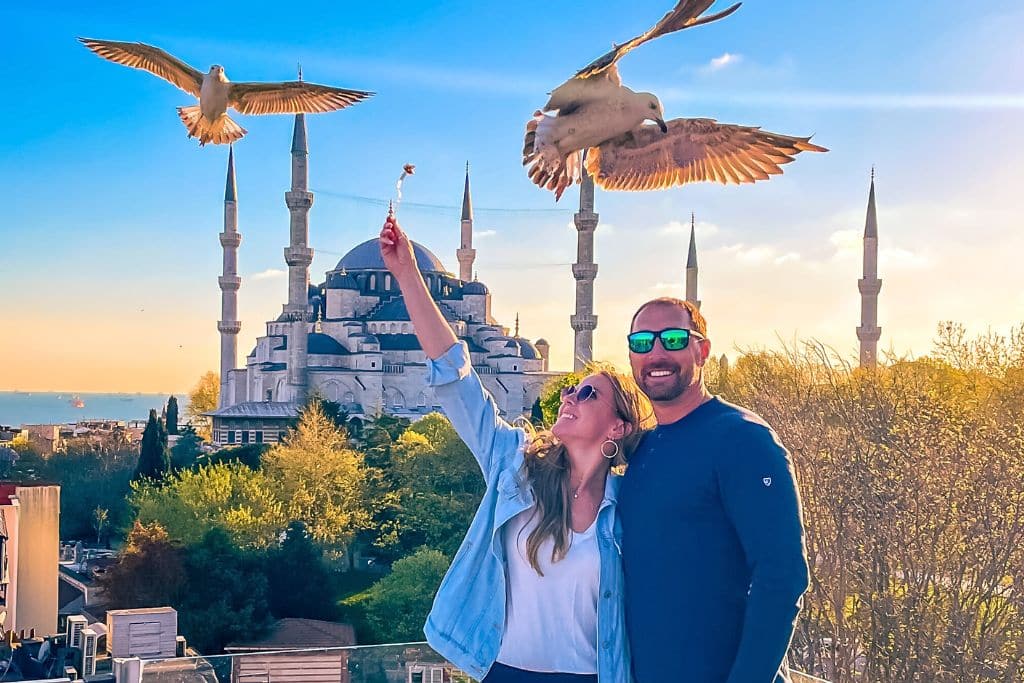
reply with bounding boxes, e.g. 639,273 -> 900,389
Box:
551,373 -> 623,446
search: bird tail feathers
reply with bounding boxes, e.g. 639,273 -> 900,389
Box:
176,105 -> 247,146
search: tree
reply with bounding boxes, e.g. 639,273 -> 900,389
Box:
718,329 -> 1024,682
265,521 -> 339,621
96,521 -> 185,609
356,548 -> 450,643
131,461 -> 286,549
93,506 -> 109,545
187,371 -> 220,441
134,409 -> 169,481
169,424 -> 203,471
261,402 -> 372,550
177,527 -> 274,654
375,414 -> 485,559
166,396 -> 179,435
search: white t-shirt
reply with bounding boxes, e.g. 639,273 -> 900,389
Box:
495,507 -> 600,674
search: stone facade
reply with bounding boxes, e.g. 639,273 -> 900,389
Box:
210,119 -> 558,446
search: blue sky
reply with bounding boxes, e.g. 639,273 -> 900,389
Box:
2,0 -> 1023,391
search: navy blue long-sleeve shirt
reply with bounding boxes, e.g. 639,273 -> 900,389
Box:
619,397 -> 809,683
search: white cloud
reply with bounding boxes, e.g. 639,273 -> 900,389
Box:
704,52 -> 743,73
249,268 -> 286,281
474,229 -> 497,239
774,252 -> 802,265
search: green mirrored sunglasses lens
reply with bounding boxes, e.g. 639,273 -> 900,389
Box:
660,329 -> 690,350
628,333 -> 655,353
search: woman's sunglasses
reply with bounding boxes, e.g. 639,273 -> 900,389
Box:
560,383 -> 599,402
627,328 -> 703,354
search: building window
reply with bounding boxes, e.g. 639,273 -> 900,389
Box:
241,431 -> 250,445
384,274 -> 392,290
265,389 -> 273,401
371,361 -> 376,368
255,431 -> 264,444
369,274 -> 377,289
513,365 -> 518,371
227,430 -> 236,444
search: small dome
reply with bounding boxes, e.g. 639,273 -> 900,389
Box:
511,339 -> 539,360
463,281 -> 489,295
535,338 -> 549,346
335,238 -> 447,273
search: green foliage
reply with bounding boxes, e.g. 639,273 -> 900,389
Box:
200,443 -> 267,470
265,521 -> 340,621
134,409 -> 169,481
131,461 -> 286,548
166,396 -> 179,435
177,528 -> 274,654
96,521 -> 185,609
354,547 -> 450,643
261,402 -> 372,549
170,424 -> 203,471
374,414 -> 484,559
25,445 -> 136,540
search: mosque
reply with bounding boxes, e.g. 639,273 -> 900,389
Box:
208,115 -> 883,448
209,115 -> 560,446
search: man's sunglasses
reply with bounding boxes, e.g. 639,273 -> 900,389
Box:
627,328 -> 703,354
560,383 -> 600,402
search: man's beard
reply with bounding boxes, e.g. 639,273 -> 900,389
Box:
639,362 -> 697,402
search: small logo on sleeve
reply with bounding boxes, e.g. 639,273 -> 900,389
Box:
762,477 -> 772,487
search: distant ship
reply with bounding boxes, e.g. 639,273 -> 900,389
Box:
69,396 -> 85,408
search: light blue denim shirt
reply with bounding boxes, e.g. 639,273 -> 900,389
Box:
422,341 -> 631,682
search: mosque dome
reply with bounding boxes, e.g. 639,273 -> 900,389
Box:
335,238 -> 447,273
463,281 -> 489,295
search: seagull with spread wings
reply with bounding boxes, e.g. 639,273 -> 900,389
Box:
79,38 -> 374,146
522,0 -> 826,200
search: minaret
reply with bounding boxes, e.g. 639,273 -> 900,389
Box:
685,212 -> 701,309
571,169 -> 599,370
857,168 -> 882,368
456,162 -> 476,282
284,113 -> 313,400
217,147 -> 242,408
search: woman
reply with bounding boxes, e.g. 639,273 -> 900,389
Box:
380,216 -> 654,683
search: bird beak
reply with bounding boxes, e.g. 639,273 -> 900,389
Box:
656,118 -> 668,134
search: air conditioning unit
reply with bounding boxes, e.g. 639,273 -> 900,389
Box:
67,615 -> 89,649
81,627 -> 98,676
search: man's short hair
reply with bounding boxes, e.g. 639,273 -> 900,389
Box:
631,298 -> 708,338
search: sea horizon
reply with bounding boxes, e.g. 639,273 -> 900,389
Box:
0,391 -> 190,427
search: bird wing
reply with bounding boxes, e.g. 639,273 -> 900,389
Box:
229,81 -> 374,115
575,0 -> 742,79
544,66 -> 622,113
586,118 -> 827,192
521,113 -> 583,201
78,38 -> 204,97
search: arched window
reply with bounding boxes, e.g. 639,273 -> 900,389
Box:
369,274 -> 377,290
385,274 -> 392,290
390,323 -> 397,333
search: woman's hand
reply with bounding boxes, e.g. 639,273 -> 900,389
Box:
379,215 -> 418,282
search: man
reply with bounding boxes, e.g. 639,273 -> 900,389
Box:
618,297 -> 809,683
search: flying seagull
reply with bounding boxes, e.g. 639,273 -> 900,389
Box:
79,38 -> 374,146
522,0 -> 826,200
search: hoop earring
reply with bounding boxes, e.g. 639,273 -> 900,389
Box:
601,439 -> 620,460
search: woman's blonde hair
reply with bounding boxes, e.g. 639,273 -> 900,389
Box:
519,362 -> 655,574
